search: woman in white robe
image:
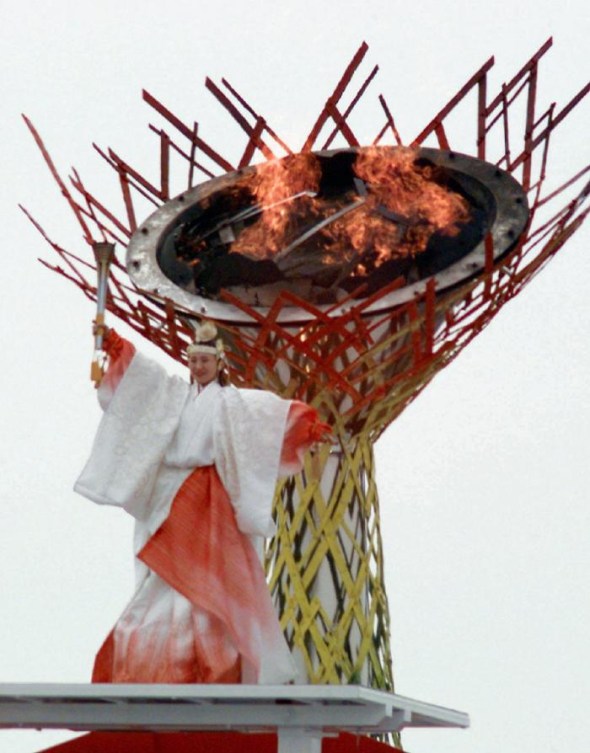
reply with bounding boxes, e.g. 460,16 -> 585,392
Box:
75,323 -> 328,685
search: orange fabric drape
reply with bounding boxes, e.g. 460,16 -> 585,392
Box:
93,466 -> 280,684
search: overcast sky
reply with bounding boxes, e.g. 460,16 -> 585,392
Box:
1,2 -> 588,752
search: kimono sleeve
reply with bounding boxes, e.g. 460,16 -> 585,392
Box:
75,351 -> 189,519
214,387 -> 290,538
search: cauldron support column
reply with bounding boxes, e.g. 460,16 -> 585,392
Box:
268,437 -> 394,689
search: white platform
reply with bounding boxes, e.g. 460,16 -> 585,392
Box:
0,684 -> 469,753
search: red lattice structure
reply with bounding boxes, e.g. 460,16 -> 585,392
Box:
22,39 -> 589,699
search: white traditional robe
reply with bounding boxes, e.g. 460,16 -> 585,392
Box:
75,349 -> 302,684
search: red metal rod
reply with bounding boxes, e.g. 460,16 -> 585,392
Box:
485,37 -> 552,113
205,77 -> 276,161
411,56 -> 494,146
160,131 -> 170,201
143,89 -> 235,172
373,95 -> 403,146
238,116 -> 268,168
321,64 -> 379,150
22,115 -> 95,244
69,171 -> 133,240
148,124 -> 216,182
221,78 -> 293,155
302,41 -> 369,151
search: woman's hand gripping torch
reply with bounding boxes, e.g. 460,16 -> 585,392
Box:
91,242 -> 115,388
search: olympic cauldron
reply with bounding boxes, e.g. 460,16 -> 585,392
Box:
126,145 -> 528,688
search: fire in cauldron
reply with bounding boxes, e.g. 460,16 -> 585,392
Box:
139,145 -> 528,313
166,147 -> 489,305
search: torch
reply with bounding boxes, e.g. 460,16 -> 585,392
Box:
90,241 -> 115,387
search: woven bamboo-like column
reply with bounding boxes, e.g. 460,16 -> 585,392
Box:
269,438 -> 393,689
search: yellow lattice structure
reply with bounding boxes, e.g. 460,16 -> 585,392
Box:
271,440 -> 391,687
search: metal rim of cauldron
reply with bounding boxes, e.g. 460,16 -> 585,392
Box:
126,146 -> 529,325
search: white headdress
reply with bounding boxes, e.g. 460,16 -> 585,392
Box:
186,320 -> 225,357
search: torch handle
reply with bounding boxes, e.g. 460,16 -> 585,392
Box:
93,262 -> 110,351
91,242 -> 115,387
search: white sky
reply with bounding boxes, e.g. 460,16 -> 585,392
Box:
0,2 -> 588,752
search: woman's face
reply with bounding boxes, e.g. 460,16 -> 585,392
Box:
188,352 -> 219,386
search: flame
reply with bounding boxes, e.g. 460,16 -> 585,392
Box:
186,146 -> 473,296
231,147 -> 470,272
349,146 -> 471,269
231,153 -> 321,259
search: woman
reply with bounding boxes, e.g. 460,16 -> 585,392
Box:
75,321 -> 328,685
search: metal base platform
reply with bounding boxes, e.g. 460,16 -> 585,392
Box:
0,684 -> 468,753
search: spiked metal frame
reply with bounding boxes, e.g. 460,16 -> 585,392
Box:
22,40 -> 589,703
